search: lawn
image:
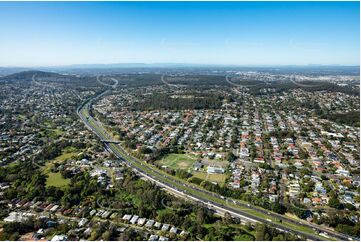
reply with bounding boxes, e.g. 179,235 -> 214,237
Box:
158,153 -> 197,171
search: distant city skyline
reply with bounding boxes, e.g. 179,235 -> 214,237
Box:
0,1 -> 359,67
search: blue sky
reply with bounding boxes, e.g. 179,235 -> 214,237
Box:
0,1 -> 359,66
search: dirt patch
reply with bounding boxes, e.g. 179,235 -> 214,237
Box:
178,161 -> 189,169
20,232 -> 34,241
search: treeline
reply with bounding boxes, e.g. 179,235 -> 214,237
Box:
298,99 -> 359,127
132,93 -> 224,111
33,140 -> 87,162
1,71 -> 102,88
253,223 -> 302,241
108,171 -> 257,241
307,101 -> 360,127
0,160 -> 333,240
166,75 -> 228,86
318,111 -> 360,127
1,160 -> 55,201
249,81 -> 359,96
112,74 -> 163,87
0,71 -> 61,82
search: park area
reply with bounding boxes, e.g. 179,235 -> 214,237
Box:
158,153 -> 228,185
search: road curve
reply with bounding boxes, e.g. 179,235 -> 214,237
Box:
161,75 -> 180,88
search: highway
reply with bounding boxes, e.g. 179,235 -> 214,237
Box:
161,75 -> 179,88
77,85 -> 355,241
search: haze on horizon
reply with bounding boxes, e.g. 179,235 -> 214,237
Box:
0,1 -> 359,67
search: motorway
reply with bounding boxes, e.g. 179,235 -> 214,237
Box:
77,84 -> 355,241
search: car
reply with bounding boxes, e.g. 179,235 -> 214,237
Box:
319,232 -> 329,238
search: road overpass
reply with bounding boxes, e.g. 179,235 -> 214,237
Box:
101,140 -> 121,144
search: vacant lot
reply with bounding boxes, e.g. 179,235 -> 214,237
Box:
192,171 -> 227,185
208,173 -> 227,184
192,171 -> 207,180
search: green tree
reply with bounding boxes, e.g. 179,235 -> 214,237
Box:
255,223 -> 267,241
328,195 -> 341,209
223,212 -> 233,225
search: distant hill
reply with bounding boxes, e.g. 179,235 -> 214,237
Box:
0,70 -> 63,81
0,70 -> 102,88
0,67 -> 32,77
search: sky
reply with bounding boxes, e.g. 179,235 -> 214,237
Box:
0,1 -> 359,67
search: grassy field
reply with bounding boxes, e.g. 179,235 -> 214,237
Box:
43,163 -> 71,188
7,162 -> 18,168
54,151 -> 79,161
208,173 -> 227,184
46,172 -> 70,188
17,114 -> 26,121
52,128 -> 64,136
192,171 -> 207,180
63,146 -> 78,153
158,153 -> 197,171
42,149 -> 79,188
192,171 -> 227,185
39,127 -> 65,139
43,158 -> 70,188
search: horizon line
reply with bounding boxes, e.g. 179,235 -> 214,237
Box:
1,62 -> 360,69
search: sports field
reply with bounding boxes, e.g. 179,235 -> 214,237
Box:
158,153 -> 197,171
